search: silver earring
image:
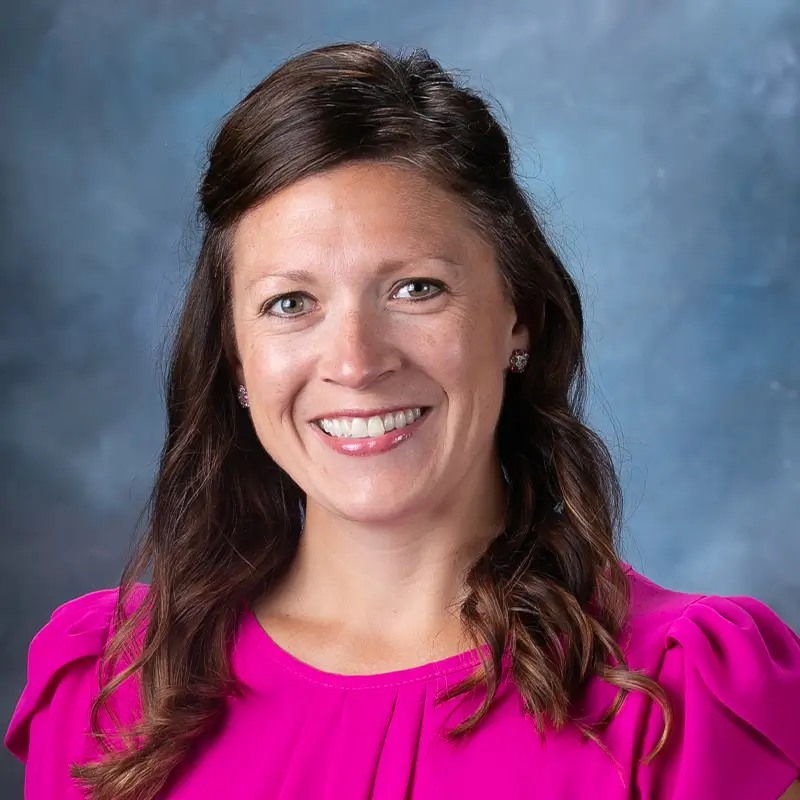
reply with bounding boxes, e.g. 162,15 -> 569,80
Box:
508,349 -> 530,374
237,385 -> 250,408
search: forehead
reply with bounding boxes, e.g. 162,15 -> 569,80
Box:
230,163 -> 487,276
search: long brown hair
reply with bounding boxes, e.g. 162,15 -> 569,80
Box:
72,42 -> 671,799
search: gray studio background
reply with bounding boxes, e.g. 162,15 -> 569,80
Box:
2,0 -> 798,792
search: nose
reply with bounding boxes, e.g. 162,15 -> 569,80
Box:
318,308 -> 400,389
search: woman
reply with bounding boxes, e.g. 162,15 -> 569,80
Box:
5,42 -> 800,800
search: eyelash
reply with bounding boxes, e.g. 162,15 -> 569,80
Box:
262,279 -> 447,319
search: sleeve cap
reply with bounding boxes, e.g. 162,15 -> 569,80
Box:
4,584 -> 149,763
635,594 -> 800,797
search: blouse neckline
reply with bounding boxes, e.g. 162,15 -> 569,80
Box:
239,562 -> 636,690
242,603 -> 510,690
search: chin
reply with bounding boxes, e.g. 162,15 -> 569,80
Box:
317,486 -> 433,526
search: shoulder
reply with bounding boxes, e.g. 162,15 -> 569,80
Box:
620,563 -> 800,797
4,583 -> 150,765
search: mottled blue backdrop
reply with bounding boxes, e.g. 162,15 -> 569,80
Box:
1,0 -> 798,792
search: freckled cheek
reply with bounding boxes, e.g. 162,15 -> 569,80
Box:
416,330 -> 501,430
430,313 -> 504,381
243,340 -> 309,420
411,324 -> 470,379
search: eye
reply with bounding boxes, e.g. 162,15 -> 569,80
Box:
264,293 -> 313,317
392,279 -> 445,301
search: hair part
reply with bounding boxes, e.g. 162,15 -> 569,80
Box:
71,42 -> 671,800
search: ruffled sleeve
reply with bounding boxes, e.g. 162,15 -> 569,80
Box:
634,594 -> 800,799
4,585 -> 148,799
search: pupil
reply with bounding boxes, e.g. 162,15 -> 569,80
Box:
282,297 -> 299,313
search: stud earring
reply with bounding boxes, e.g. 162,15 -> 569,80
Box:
237,385 -> 250,408
508,349 -> 530,374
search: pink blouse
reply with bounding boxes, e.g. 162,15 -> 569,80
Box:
6,563 -> 800,798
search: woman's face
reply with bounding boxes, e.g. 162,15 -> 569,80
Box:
229,162 -> 529,524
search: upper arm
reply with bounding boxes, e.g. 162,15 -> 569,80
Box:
633,594 -> 800,797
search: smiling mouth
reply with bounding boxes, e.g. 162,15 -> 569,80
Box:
314,407 -> 430,439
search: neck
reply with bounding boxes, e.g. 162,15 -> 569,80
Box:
263,459 -> 508,653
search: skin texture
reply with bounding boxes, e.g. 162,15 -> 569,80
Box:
228,162 -> 529,672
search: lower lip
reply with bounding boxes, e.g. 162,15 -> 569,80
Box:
309,410 -> 429,456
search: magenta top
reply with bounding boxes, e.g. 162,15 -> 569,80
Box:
6,563 -> 800,798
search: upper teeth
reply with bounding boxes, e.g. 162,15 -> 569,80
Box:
318,408 -> 423,438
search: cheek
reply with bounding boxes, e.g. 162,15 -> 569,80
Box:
242,337 -> 307,416
419,308 -> 506,392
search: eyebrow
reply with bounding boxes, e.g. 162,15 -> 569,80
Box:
244,256 -> 462,292
247,268 -> 315,289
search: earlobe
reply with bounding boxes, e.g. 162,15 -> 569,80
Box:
228,357 -> 245,392
512,320 -> 531,353
221,319 -> 245,387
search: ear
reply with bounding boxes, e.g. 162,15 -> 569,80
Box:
515,298 -> 547,353
232,360 -> 245,388
511,318 -> 530,353
222,317 -> 245,387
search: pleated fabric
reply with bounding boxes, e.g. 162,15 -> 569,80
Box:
6,564 -> 800,798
